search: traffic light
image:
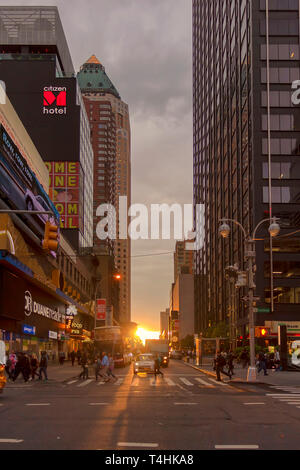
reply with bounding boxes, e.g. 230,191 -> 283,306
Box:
42,221 -> 59,252
255,327 -> 270,338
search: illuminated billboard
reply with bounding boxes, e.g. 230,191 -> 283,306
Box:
0,124 -> 60,246
46,161 -> 82,230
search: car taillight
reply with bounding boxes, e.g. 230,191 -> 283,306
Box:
0,365 -> 4,372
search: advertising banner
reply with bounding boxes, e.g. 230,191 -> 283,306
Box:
46,161 -> 82,230
0,125 -> 60,248
96,299 -> 106,320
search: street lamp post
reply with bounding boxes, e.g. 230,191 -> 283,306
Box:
219,217 -> 280,382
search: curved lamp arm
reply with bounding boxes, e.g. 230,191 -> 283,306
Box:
252,217 -> 279,240
219,218 -> 247,239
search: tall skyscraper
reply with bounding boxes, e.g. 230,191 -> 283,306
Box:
78,56 -> 131,323
174,240 -> 194,282
193,0 -> 300,339
0,6 -> 93,251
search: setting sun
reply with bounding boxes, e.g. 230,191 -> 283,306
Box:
136,327 -> 160,345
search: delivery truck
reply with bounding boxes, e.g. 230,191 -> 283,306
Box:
145,339 -> 169,367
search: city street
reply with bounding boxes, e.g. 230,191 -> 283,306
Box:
1,360 -> 300,450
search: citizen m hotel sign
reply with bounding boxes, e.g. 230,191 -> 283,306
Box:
43,86 -> 67,115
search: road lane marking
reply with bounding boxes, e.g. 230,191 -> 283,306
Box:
179,377 -> 193,386
77,379 -> 93,387
174,403 -> 197,405
89,403 -> 109,406
286,402 -> 300,405
0,439 -> 24,443
243,403 -> 265,405
266,394 -> 300,397
25,403 -> 50,406
195,377 -> 215,387
164,378 -> 176,386
67,380 -> 78,385
215,445 -> 259,450
117,442 -> 159,448
97,381 -> 106,385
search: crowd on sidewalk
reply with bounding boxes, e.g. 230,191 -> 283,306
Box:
5,351 -> 49,382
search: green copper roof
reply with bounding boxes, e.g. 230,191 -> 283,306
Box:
77,55 -> 120,99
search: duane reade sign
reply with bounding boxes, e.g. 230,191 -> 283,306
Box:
24,290 -> 66,324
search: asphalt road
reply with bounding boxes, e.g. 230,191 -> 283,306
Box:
0,359 -> 300,450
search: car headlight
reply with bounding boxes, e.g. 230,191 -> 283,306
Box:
135,362 -> 139,367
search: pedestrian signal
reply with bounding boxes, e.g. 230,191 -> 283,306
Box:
255,327 -> 270,338
43,221 -> 59,252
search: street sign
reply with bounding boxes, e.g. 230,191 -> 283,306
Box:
257,307 -> 270,313
96,298 -> 106,320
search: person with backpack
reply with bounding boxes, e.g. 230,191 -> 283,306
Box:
94,355 -> 104,381
215,351 -> 232,381
38,351 -> 48,381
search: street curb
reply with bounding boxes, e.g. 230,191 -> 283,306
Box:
181,360 -> 267,386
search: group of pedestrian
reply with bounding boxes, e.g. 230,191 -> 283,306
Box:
78,351 -> 117,382
214,350 -> 235,381
5,351 -> 48,382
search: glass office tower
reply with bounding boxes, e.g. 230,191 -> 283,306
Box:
193,0 -> 300,340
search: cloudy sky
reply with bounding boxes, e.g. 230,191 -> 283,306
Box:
4,0 -> 193,330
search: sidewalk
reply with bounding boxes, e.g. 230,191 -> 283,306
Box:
183,358 -> 300,387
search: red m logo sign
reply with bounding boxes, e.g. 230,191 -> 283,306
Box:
43,91 -> 66,106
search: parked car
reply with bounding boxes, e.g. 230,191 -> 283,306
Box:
134,353 -> 155,374
0,341 -> 6,394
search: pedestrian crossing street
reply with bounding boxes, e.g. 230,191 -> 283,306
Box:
65,374 -> 230,389
266,385 -> 300,411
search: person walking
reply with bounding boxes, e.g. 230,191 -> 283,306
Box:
94,355 -> 104,381
101,352 -> 110,382
79,353 -> 89,380
38,351 -> 48,381
257,351 -> 268,376
70,350 -> 76,367
59,351 -> 65,365
226,351 -> 235,376
30,353 -> 39,381
154,354 -> 164,379
215,351 -> 232,381
275,349 -> 281,371
240,348 -> 249,369
5,356 -> 13,381
107,353 -> 117,381
13,352 -> 29,382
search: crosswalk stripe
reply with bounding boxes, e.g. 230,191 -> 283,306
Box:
179,377 -> 193,386
195,377 -> 215,387
132,378 -> 139,386
67,380 -> 78,385
150,378 -> 156,386
114,378 -> 123,386
77,379 -> 93,387
164,378 -> 176,386
207,378 -> 229,386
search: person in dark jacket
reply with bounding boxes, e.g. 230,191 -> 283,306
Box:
154,354 -> 164,378
257,351 -> 268,376
70,350 -> 76,366
30,353 -> 39,380
226,351 -> 235,376
79,353 -> 89,380
215,351 -> 232,381
13,352 -> 29,382
39,351 -> 48,381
